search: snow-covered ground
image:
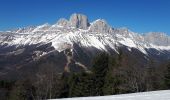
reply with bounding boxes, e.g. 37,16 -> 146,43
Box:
52,90 -> 170,100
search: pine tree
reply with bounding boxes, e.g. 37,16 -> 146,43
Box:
103,71 -> 114,95
68,72 -> 95,97
91,52 -> 111,96
102,55 -> 116,95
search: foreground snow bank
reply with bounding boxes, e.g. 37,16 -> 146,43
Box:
52,90 -> 170,100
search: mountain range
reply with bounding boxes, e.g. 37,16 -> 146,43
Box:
0,13 -> 170,79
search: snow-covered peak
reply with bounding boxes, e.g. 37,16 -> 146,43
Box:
12,26 -> 36,34
32,23 -> 51,32
39,23 -> 50,27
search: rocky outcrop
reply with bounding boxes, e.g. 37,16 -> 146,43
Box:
69,13 -> 89,29
57,18 -> 70,27
144,32 -> 170,46
89,19 -> 113,33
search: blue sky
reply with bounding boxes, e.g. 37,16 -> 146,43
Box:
0,0 -> 170,34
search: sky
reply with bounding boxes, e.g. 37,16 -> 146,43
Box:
0,0 -> 170,34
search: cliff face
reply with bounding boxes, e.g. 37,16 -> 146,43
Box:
69,13 -> 89,29
89,19 -> 113,33
144,32 -> 170,46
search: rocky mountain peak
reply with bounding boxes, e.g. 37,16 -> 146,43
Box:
69,13 -> 89,29
144,32 -> 170,46
89,19 -> 113,33
57,18 -> 70,27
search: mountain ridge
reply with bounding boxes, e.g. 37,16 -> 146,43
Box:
0,13 -> 170,55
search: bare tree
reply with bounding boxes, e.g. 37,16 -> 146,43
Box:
34,62 -> 60,100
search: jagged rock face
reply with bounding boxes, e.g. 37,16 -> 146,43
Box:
89,19 -> 113,33
69,13 -> 89,29
144,32 -> 170,46
57,18 -> 70,27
